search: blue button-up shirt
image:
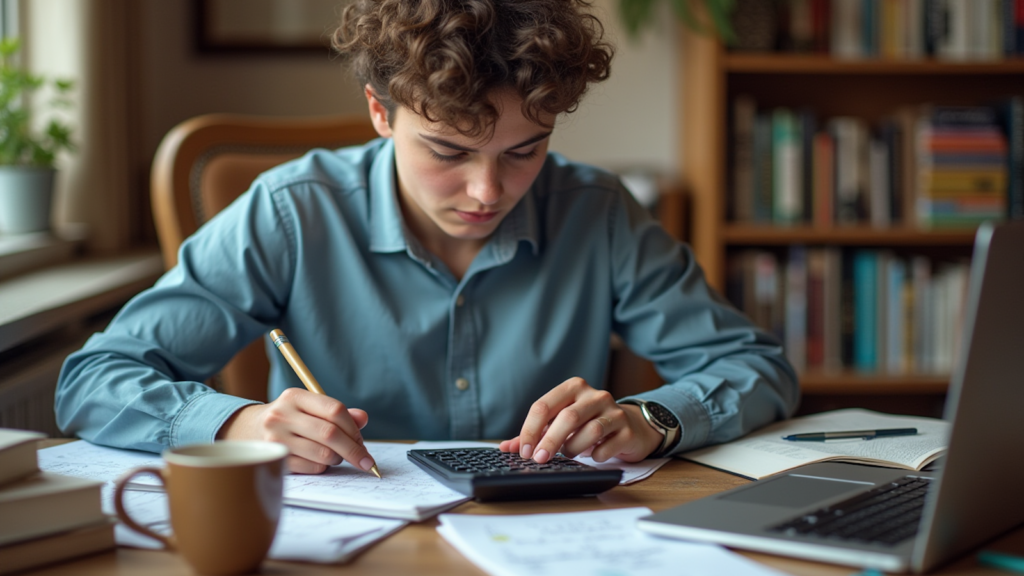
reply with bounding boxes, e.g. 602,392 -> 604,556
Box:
55,138 -> 798,456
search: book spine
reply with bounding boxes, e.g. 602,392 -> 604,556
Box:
812,0 -> 831,52
785,246 -> 808,373
800,110 -> 816,223
832,0 -> 865,58
840,249 -> 856,368
806,248 -> 826,369
1005,97 -> 1024,219
832,117 -> 866,224
732,96 -> 757,222
1018,0 -> 1024,53
906,0 -> 926,58
813,131 -> 836,227
869,137 -> 891,227
886,257 -> 907,374
911,256 -> 932,372
773,108 -> 803,225
822,247 -> 844,372
754,114 -> 775,223
853,251 -> 879,372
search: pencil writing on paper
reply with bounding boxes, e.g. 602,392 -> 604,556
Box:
270,328 -> 382,479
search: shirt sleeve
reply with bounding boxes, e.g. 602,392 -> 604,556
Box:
608,187 -> 800,456
54,182 -> 295,453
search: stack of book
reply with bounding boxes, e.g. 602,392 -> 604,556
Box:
734,0 -> 1024,60
727,248 -> 970,375
0,429 -> 113,575
916,106 -> 1010,228
730,98 -> 1022,227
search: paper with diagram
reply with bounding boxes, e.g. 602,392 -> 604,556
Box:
437,507 -> 788,576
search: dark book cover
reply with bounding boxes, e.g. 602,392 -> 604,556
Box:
840,248 -> 856,369
926,105 -> 999,128
754,113 -> 775,223
995,97 -> 1024,219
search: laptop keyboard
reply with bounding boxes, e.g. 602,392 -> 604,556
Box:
769,476 -> 933,546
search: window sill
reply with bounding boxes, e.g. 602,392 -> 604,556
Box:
0,250 -> 165,353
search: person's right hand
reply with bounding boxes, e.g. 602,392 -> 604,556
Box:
217,387 -> 377,475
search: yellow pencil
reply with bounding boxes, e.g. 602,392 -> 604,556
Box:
269,328 -> 382,479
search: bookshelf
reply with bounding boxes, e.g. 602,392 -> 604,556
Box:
678,29 -> 1022,411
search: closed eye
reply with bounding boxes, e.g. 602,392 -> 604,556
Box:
429,149 -> 466,163
506,148 -> 539,161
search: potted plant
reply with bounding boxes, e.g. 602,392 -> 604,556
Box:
618,0 -> 736,42
0,38 -> 74,236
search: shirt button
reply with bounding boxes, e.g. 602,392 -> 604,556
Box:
455,378 -> 469,391
456,295 -> 465,307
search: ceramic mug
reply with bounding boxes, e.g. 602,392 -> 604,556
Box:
114,441 -> 289,575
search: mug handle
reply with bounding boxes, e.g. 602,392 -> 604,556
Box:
113,467 -> 174,549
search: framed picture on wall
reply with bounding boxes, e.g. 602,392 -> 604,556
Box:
196,0 -> 345,53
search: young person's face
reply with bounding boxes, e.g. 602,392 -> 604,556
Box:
367,88 -> 553,250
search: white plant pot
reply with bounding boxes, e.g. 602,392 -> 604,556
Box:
0,166 -> 56,235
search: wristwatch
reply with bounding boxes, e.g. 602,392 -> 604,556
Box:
618,398 -> 681,458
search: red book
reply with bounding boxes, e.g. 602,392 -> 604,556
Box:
813,132 -> 835,227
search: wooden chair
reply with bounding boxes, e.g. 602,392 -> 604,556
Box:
150,114 -> 378,402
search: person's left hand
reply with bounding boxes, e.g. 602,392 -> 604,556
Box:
498,377 -> 664,463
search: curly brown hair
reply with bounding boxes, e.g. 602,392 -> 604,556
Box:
332,0 -> 613,138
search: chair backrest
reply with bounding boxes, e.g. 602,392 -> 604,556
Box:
151,114 -> 378,402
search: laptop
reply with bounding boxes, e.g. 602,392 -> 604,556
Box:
637,220 -> 1024,573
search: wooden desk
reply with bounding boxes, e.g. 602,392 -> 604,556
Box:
24,454 -> 1024,575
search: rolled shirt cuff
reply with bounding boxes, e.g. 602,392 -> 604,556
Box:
169,391 -> 262,447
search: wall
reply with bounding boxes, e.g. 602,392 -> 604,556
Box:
137,0 -> 680,176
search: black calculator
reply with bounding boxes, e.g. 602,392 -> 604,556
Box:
407,447 -> 623,501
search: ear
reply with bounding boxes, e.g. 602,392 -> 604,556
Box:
365,85 -> 393,139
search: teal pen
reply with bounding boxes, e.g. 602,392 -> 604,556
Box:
783,428 -> 918,442
978,551 -> 1024,574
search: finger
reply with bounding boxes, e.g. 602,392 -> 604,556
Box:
286,455 -> 329,475
284,396 -> 376,472
532,388 -> 613,463
284,434 -> 345,468
291,390 -> 365,443
561,413 -> 618,458
348,408 -> 369,429
499,438 -> 520,453
518,377 -> 589,459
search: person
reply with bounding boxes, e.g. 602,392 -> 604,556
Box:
55,0 -> 798,475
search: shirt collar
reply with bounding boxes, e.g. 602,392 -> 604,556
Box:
368,139 -> 407,253
366,138 -> 540,258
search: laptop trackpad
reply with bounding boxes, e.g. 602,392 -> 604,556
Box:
720,474 -> 870,508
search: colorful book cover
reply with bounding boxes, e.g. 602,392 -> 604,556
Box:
753,113 -> 775,223
853,250 -> 878,372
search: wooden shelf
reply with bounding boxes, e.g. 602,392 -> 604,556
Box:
800,372 -> 950,395
725,54 -> 1024,75
722,225 -> 978,246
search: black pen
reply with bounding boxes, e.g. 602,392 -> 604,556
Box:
782,428 -> 918,442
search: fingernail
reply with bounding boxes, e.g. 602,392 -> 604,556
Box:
534,448 -> 549,463
521,444 -> 533,459
359,457 -> 375,471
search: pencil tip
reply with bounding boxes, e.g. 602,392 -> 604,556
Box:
371,465 -> 382,479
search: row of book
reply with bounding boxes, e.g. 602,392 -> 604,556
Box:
730,98 -> 1024,228
734,0 -> 1024,60
726,247 -> 970,375
0,429 -> 112,575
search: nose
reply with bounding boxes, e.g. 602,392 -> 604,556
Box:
467,161 -> 501,206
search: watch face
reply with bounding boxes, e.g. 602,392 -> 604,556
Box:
647,402 -> 679,429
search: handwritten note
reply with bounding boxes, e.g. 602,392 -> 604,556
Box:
38,440 -> 469,521
438,508 -> 789,576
